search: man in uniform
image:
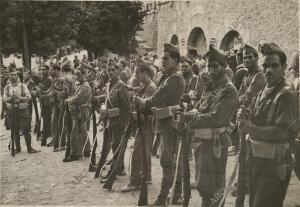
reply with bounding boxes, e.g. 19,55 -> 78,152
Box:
3,69 -> 40,154
178,45 -> 238,207
93,59 -> 131,175
63,69 -> 91,162
61,63 -> 77,160
121,58 -> 157,192
237,43 -> 298,207
134,43 -> 186,206
39,65 -> 53,146
50,64 -> 66,152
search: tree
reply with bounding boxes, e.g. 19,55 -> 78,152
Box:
75,1 -> 146,58
0,1 -> 79,70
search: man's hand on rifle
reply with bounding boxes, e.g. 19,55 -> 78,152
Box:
133,96 -> 146,110
237,106 -> 251,132
64,99 -> 69,106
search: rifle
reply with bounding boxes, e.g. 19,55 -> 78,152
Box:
89,109 -> 98,171
32,96 -> 41,136
137,110 -> 148,206
235,101 -> 249,207
102,116 -> 133,190
178,98 -> 191,207
94,126 -> 111,178
10,93 -> 16,157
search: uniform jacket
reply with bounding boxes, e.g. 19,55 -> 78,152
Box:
68,80 -> 92,121
189,75 -> 238,129
98,77 -> 131,126
145,71 -> 186,133
238,69 -> 265,104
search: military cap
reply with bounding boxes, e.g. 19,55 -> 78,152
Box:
180,56 -> 192,65
163,43 -> 180,57
205,44 -> 228,65
289,51 -> 299,70
258,42 -> 287,63
108,58 -> 119,69
236,46 -> 244,55
9,67 -> 17,73
243,44 -> 258,56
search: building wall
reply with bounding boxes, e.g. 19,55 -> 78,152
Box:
138,10 -> 159,53
150,0 -> 298,62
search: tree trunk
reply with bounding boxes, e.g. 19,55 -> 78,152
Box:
22,6 -> 31,72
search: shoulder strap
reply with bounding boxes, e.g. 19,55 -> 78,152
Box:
266,86 -> 290,125
21,83 -> 25,96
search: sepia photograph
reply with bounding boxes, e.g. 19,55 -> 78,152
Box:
0,0 -> 299,207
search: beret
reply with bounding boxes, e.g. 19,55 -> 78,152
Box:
163,43 -> 180,57
289,51 -> 299,69
205,44 -> 228,65
180,56 -> 192,65
258,42 -> 286,61
243,44 -> 257,55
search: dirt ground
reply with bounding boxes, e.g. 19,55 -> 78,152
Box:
1,107 -> 300,206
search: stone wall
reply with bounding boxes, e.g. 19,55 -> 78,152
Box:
138,10 -> 158,53
145,0 -> 298,62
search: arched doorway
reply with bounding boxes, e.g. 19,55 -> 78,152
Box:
219,30 -> 242,52
170,34 -> 179,46
187,27 -> 207,57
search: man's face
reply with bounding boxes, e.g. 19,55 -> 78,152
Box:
134,67 -> 144,83
162,52 -> 177,73
187,53 -> 196,62
41,67 -> 48,77
107,64 -> 119,80
262,54 -> 286,88
243,52 -> 258,70
180,62 -> 191,76
207,59 -> 225,80
10,72 -> 18,82
76,72 -> 83,82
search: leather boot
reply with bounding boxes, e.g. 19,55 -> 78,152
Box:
25,133 -> 40,153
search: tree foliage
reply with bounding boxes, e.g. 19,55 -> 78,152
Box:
75,1 -> 146,57
0,1 -> 145,66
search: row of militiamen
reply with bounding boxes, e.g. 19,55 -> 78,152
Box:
1,41 -> 300,207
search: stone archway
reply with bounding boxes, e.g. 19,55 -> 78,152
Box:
170,34 -> 179,46
187,27 -> 207,56
220,30 -> 242,52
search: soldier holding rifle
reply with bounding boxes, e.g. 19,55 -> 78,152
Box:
237,43 -> 298,207
134,43 -> 186,206
3,68 -> 40,154
121,58 -> 157,192
178,45 -> 238,207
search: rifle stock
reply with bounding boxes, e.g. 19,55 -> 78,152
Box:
179,99 -> 191,207
10,97 -> 15,157
102,118 -> 132,190
95,127 -> 111,178
137,111 -> 148,206
235,130 -> 246,207
89,110 -> 97,171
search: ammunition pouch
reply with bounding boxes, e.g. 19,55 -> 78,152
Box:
70,103 -> 90,121
6,102 -> 28,110
250,139 -> 291,181
107,108 -> 120,118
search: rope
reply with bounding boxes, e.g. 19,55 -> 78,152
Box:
168,140 -> 182,206
58,109 -> 66,149
99,141 -> 123,178
217,156 -> 239,207
89,132 -> 98,167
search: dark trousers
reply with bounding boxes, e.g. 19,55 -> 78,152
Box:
52,104 -> 66,149
249,157 -> 291,207
1,99 -> 6,117
130,119 -> 153,185
7,108 -> 33,152
108,123 -> 126,174
158,131 -> 182,201
194,141 -> 227,207
41,103 -> 52,145
152,133 -> 161,155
